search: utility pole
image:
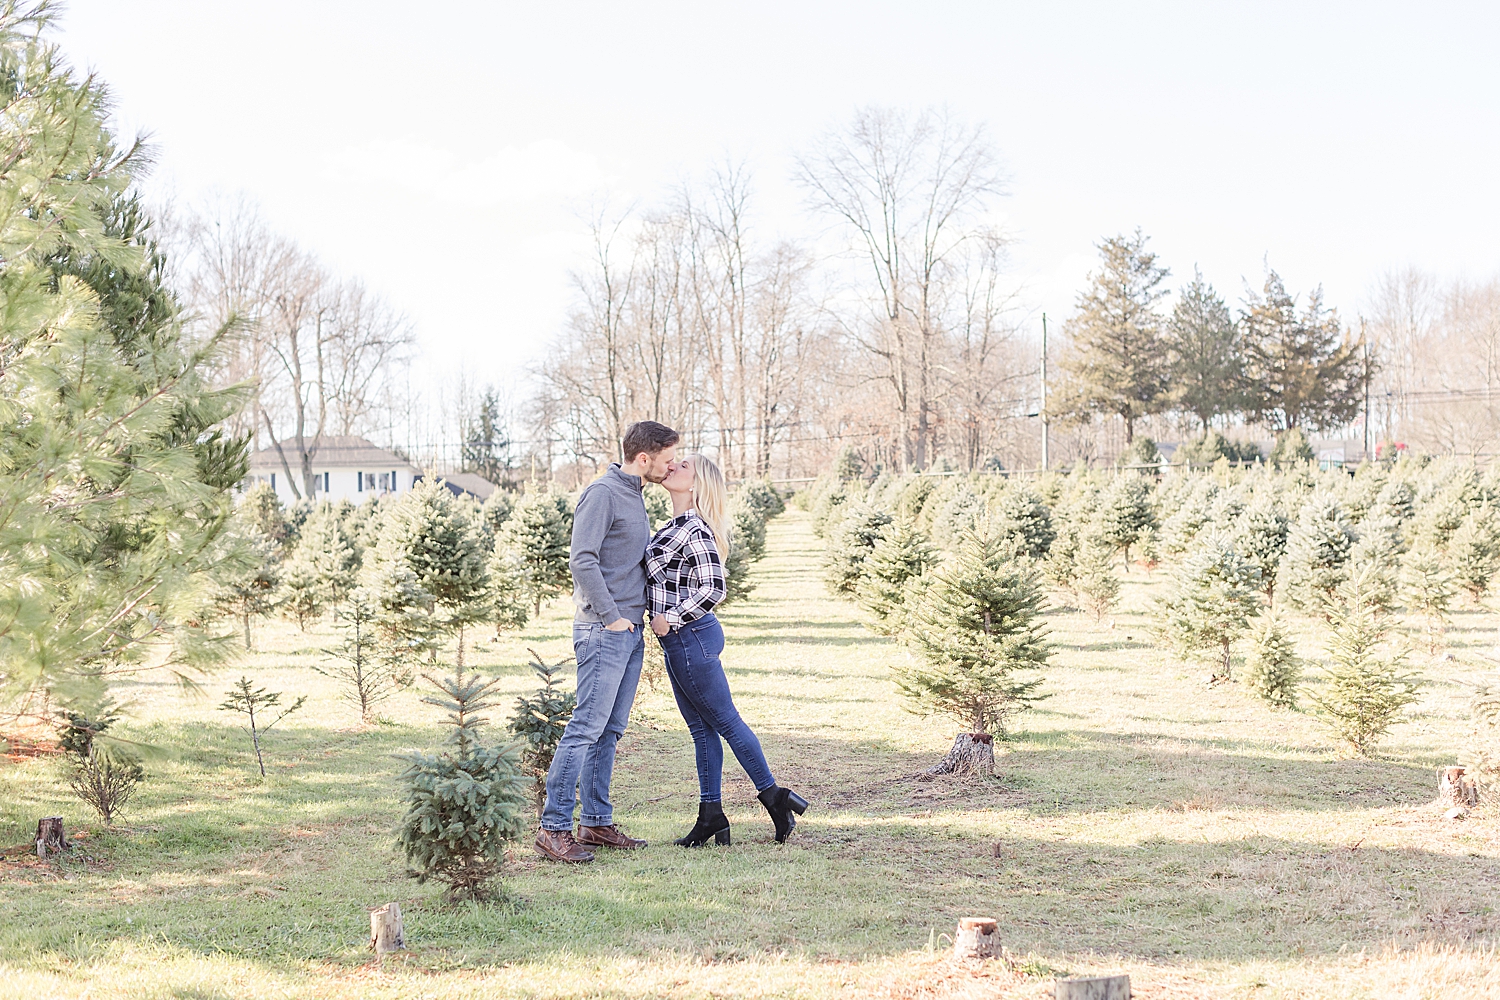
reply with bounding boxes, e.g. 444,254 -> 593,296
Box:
1040,313 -> 1050,472
1362,337 -> 1372,461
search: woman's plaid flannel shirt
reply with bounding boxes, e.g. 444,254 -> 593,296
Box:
645,510 -> 727,630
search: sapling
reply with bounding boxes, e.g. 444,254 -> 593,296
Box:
316,591 -> 409,723
508,649 -> 578,815
1155,531 -> 1261,680
219,677 -> 306,777
57,705 -> 143,824
1401,546 -> 1457,655
1244,613 -> 1302,708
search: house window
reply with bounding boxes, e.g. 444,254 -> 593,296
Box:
270,472 -> 276,490
379,472 -> 390,491
323,472 -> 330,493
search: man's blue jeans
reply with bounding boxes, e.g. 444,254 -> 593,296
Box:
541,622 -> 645,832
658,613 -> 775,802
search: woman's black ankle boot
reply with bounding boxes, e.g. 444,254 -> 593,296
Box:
756,785 -> 809,843
675,801 -> 731,847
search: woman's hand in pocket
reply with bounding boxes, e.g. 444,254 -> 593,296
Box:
651,613 -> 670,636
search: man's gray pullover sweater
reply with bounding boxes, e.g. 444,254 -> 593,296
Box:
569,464 -> 650,625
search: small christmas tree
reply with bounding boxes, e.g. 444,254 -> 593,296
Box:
300,503 -> 360,602
898,525 -> 1050,775
989,485 -> 1056,560
643,483 -> 672,530
480,489 -> 515,539
316,591 -> 408,723
1244,613 -> 1302,708
500,488 -> 573,615
930,482 -> 985,550
1097,474 -> 1157,570
1269,428 -> 1314,468
824,500 -> 893,594
1347,513 -> 1402,615
508,649 -> 577,815
731,495 -> 768,561
57,699 -> 143,824
219,677 -> 306,778
1307,568 -> 1422,756
485,546 -> 531,637
856,517 -> 936,634
277,554 -> 326,630
1449,504 -> 1500,602
738,479 -> 786,520
1076,535 -> 1121,622
212,512 -> 283,650
1280,493 -> 1355,613
1155,531 -> 1262,679
396,671 -> 531,902
1465,675 -> 1500,790
361,557 -> 439,679
1233,493 -> 1289,600
1401,545 -> 1456,655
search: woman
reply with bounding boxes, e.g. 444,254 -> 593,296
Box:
646,453 -> 809,846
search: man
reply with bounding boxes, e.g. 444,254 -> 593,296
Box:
535,420 -> 679,863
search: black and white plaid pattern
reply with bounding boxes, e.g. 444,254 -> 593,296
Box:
645,511 -> 726,630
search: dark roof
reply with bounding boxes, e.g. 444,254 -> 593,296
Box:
426,472 -> 497,501
248,436 -> 419,472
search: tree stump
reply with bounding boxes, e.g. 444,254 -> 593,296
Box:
369,902 -> 405,955
928,733 -> 995,777
1054,973 -> 1131,999
36,817 -> 68,859
952,916 -> 1000,960
1437,766 -> 1479,812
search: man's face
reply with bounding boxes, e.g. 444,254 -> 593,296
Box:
641,445 -> 676,484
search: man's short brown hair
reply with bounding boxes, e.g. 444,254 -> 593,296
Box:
621,420 -> 679,462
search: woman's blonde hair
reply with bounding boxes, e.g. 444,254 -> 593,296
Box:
690,453 -> 732,561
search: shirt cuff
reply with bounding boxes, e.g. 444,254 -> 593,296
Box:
665,607 -> 684,629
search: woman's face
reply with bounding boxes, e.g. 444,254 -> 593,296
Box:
662,455 -> 697,495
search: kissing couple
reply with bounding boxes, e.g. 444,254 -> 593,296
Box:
534,420 -> 809,863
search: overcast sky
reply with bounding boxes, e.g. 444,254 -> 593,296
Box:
58,1 -> 1500,389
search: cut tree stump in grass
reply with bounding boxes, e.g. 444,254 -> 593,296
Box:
369,902 -> 405,955
952,916 -> 1000,960
35,817 -> 67,858
1054,973 -> 1130,999
928,733 -> 994,776
1438,766 -> 1479,812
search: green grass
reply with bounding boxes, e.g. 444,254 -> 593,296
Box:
3,510 -> 1499,998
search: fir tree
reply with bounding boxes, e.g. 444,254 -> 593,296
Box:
361,557 -> 439,680
1280,494 -> 1355,613
212,510 -> 283,650
989,485 -> 1056,560
898,525 -> 1050,752
397,671 -> 531,902
1307,569 -> 1422,756
1269,428 -> 1315,468
738,480 -> 786,520
1244,613 -> 1302,708
1076,536 -> 1121,622
1348,514 -> 1402,616
480,489 -> 515,541
316,592 -> 407,723
643,483 -> 672,530
824,500 -> 893,594
299,503 -> 359,601
500,489 -> 574,616
1159,477 -> 1219,557
277,553 -> 326,631
1465,676 -> 1500,790
56,700 -> 143,824
1233,493 -> 1290,600
219,678 -> 306,778
930,482 -> 985,550
731,495 -> 768,562
485,547 -> 531,637
509,649 -> 577,815
1401,546 -> 1456,655
1449,504 -> 1500,602
1097,474 -> 1157,569
856,518 -> 936,634
1156,531 -> 1261,679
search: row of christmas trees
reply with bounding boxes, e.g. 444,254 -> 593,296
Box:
805,448 -> 1500,768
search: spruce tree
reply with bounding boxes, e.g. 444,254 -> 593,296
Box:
480,489 -> 515,541
930,482 -> 985,550
643,483 -> 672,531
298,503 -> 359,602
1097,474 -> 1156,569
989,485 -> 1056,560
382,481 -> 493,666
485,547 -> 531,637
1244,613 -> 1302,708
499,489 -> 573,616
738,480 -> 786,520
1076,536 -> 1121,622
1233,493 -> 1290,600
212,510 -> 283,650
361,557 -> 438,681
1156,531 -> 1261,679
898,525 -> 1050,772
1280,494 -> 1355,613
1400,546 -> 1456,655
1449,504 -> 1500,602
856,518 -> 936,634
1466,678 -> 1500,790
1160,477 -> 1220,557
277,552 -> 326,631
509,649 -> 577,815
1308,568 -> 1422,756
1348,514 -> 1402,616
1269,428 -> 1315,468
824,500 -> 893,594
219,678 -> 306,778
316,592 -> 407,723
396,671 -> 531,902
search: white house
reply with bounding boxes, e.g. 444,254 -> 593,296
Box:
245,436 -> 422,505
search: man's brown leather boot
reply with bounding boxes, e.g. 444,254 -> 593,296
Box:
535,828 -> 595,863
577,823 -> 647,849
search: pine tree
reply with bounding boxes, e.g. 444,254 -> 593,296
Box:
738,480 -> 786,520
1076,536 -> 1121,622
1244,614 -> 1302,708
1269,428 -> 1315,468
1401,546 -> 1456,655
824,500 -> 893,594
0,7 -> 251,712
396,671 -> 531,902
1056,230 -> 1171,442
1280,494 -> 1355,613
361,557 -> 438,681
219,678 -> 306,778
1449,504 -> 1500,602
316,592 -> 407,723
1166,269 -> 1242,432
898,525 -> 1050,773
509,649 -> 577,815
856,518 -> 937,634
299,503 -> 359,601
500,488 -> 573,616
1308,569 -> 1422,756
480,488 -> 515,541
1156,532 -> 1262,679
56,700 -> 143,824
1097,474 -> 1157,569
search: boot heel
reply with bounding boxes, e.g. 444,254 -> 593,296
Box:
714,828 -> 731,846
785,790 -> 809,815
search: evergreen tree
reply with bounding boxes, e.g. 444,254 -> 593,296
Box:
898,525 -> 1050,745
361,557 -> 438,680
396,671 -> 531,902
241,483 -> 290,547
509,649 -> 577,815
299,503 -> 360,601
1155,532 -> 1261,679
277,552 -> 326,631
1348,514 -> 1402,615
316,592 -> 407,723
856,518 -> 936,634
989,485 -> 1056,560
0,7 -> 251,711
1280,494 -> 1355,613
1400,546 -> 1456,655
824,500 -> 893,594
1241,269 -> 1370,433
480,489 -> 515,541
460,388 -> 513,486
643,482 -> 672,530
1308,569 -> 1422,756
500,489 -> 573,615
219,677 -> 306,778
56,700 -> 143,824
1244,613 -> 1301,708
485,547 -> 531,637
1450,504 -> 1500,602
1119,435 -> 1163,472
212,510 -> 283,650
1076,536 -> 1121,622
1057,230 -> 1171,442
1097,474 -> 1157,569
1160,477 -> 1219,557
930,481 -> 985,550
1465,677 -> 1500,790
1233,493 -> 1290,600
738,479 -> 786,520
1165,268 -> 1242,432
1269,428 -> 1315,468
731,495 -> 768,561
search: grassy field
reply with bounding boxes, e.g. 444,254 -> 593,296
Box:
3,508 -> 1500,999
